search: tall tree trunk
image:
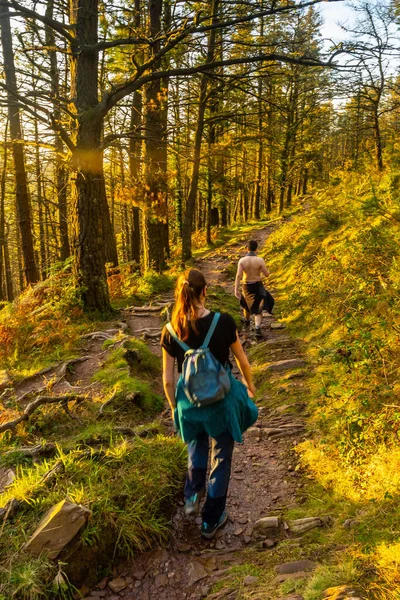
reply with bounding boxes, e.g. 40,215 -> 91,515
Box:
0,121 -> 8,301
182,0 -> 219,261
142,0 -> 168,271
128,0 -> 143,269
46,0 -> 70,262
69,0 -> 112,312
0,5 -> 38,285
254,10 -> 264,220
34,120 -> 47,279
129,99 -> 142,270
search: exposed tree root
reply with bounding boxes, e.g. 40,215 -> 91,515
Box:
15,356 -> 92,403
0,394 -> 87,434
5,442 -> 57,458
98,390 -> 118,417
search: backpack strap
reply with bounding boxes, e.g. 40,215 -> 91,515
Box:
166,322 -> 191,352
201,312 -> 220,349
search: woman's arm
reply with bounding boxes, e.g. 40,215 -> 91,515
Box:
162,349 -> 176,410
230,332 -> 256,396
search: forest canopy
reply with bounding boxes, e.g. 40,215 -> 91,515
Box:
0,0 -> 397,312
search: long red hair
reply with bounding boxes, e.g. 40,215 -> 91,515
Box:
171,269 -> 207,341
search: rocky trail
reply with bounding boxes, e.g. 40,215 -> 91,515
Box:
2,225 -> 361,600
85,225 -> 349,600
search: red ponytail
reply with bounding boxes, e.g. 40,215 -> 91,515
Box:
171,269 -> 207,340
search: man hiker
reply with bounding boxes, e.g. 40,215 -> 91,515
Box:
234,240 -> 274,339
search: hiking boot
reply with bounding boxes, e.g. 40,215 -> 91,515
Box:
200,511 -> 228,539
255,327 -> 263,340
184,490 -> 205,516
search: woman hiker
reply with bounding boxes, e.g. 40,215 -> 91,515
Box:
161,269 -> 258,539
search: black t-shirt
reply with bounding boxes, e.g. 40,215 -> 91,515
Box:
160,312 -> 237,372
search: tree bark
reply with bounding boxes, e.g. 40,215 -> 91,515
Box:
46,0 -> 70,262
142,0 -> 168,271
69,0 -> 112,312
0,4 -> 38,286
182,0 -> 219,261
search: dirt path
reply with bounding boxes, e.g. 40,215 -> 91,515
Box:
86,225 -> 311,600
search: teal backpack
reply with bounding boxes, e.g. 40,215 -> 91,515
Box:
166,313 -> 231,407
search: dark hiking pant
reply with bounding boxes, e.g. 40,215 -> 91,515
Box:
184,431 -> 234,526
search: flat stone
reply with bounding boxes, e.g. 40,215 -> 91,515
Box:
233,527 -> 243,536
108,577 -> 128,593
91,592 -> 107,598
237,516 -> 248,524
155,574 -> 168,587
275,560 -> 316,575
200,585 -> 211,597
215,539 -> 225,550
247,427 -> 261,438
133,570 -> 146,580
270,322 -> 285,329
244,535 -> 252,544
267,358 -> 306,372
0,468 -> 15,493
243,575 -> 259,586
263,538 -> 275,548
253,516 -> 281,535
187,561 -> 208,586
177,543 -> 192,552
23,500 -> 91,559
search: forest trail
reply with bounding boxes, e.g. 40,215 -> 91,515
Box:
87,224 -> 314,600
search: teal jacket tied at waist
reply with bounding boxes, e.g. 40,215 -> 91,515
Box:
174,370 -> 258,443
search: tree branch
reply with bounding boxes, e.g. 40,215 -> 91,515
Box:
99,50 -> 345,117
0,0 -> 75,43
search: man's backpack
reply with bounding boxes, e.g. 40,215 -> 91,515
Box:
166,313 -> 231,407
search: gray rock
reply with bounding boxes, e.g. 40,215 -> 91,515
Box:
243,575 -> 259,586
263,538 -> 275,548
247,426 -> 261,438
343,519 -> 359,529
23,500 -> 91,559
0,468 -> 15,493
187,561 -> 207,586
133,570 -> 146,580
267,358 -> 306,372
270,322 -> 285,329
155,574 -> 168,587
275,560 -> 316,575
253,516 -> 281,535
108,577 -> 128,593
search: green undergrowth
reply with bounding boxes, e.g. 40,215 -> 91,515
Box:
93,340 -> 163,415
0,436 -> 186,599
0,327 -> 183,598
259,169 -> 400,597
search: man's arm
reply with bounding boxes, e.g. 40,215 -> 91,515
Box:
260,258 -> 270,277
234,260 -> 243,300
